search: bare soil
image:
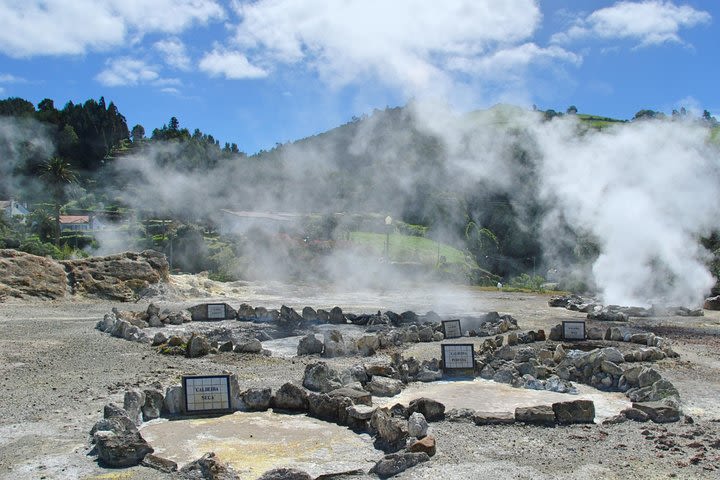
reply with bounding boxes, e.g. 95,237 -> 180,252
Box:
1,279 -> 720,479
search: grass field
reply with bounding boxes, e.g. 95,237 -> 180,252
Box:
348,231 -> 474,267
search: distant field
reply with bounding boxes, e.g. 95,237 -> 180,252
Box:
348,231 -> 473,267
576,114 -> 627,129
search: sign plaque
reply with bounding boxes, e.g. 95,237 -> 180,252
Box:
442,319 -> 462,339
441,343 -> 475,371
182,375 -> 232,413
206,304 -> 227,320
562,321 -> 586,341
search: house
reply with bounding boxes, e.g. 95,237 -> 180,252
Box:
0,199 -> 30,220
59,215 -> 106,232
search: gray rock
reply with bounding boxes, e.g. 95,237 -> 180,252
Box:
302,362 -> 342,393
622,407 -> 650,422
323,330 -> 347,357
549,324 -> 562,341
407,412 -> 428,438
609,327 -> 623,341
370,452 -> 430,478
492,367 -> 515,384
94,430 -> 154,468
587,326 -> 605,340
408,398 -> 445,421
600,360 -> 623,376
271,382 -> 309,411
329,306 -> 346,324
472,411 -> 515,425
147,314 -> 163,328
415,368 -> 443,382
163,386 -> 183,415
241,388 -> 272,411
234,338 -> 262,354
152,332 -> 168,346
142,389 -> 164,422
638,367 -> 662,388
444,408 -> 476,423
141,454 -> 178,473
632,401 -> 680,423
178,452 -> 237,480
257,467 -> 313,480
356,334 -> 381,356
307,392 -> 352,423
218,341 -> 234,352
187,335 -> 211,358
297,334 -> 324,356
515,405 -> 555,426
366,376 -> 404,397
123,389 -> 145,426
328,387 -> 372,406
346,404 -> 377,421
418,327 -> 434,342
371,409 -> 409,447
552,400 -> 595,424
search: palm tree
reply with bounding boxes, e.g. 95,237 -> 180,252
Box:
40,157 -> 77,246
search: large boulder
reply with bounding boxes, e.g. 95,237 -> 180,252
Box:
93,430 -> 154,468
552,400 -> 595,425
62,250 -> 169,302
0,249 -> 67,300
371,409 -> 409,448
515,405 -> 555,426
365,376 -> 404,397
632,401 -> 680,423
241,388 -> 272,411
271,382 -> 309,411
187,335 -> 211,358
703,295 -> 720,310
188,303 -> 237,321
297,334 -> 324,356
407,398 -> 445,422
302,362 -> 342,393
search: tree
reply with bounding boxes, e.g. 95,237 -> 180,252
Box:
169,116 -> 180,131
41,157 -> 77,246
566,105 -> 578,115
131,124 -> 145,143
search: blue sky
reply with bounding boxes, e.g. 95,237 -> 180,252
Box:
0,0 -> 717,154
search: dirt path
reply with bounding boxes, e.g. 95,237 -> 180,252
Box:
0,283 -> 719,479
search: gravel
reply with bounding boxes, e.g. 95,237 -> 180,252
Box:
1,283 -> 720,479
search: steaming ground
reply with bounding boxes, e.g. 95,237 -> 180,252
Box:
2,277 -> 720,478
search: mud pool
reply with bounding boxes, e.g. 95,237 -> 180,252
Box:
140,411 -> 379,479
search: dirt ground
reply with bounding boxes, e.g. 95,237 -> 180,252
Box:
1,278 -> 720,479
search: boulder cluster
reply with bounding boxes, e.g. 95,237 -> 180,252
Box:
549,294 -> 703,320
0,249 -> 168,301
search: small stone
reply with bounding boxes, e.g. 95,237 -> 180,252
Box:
407,435 -> 436,457
407,412 -> 428,438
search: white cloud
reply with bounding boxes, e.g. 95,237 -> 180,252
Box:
95,57 -> 160,86
552,1 -> 711,47
0,73 -> 26,83
154,38 -> 191,70
217,0 -> 551,95
0,0 -> 224,58
198,48 -> 268,79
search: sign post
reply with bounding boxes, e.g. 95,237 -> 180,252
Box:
442,319 -> 462,339
206,304 -> 227,320
441,344 -> 475,376
562,321 -> 586,341
182,375 -> 232,414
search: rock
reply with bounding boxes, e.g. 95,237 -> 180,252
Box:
187,335 -> 211,358
123,389 -> 146,426
234,338 -> 262,354
152,332 -> 168,346
241,388 -> 272,411
307,392 -> 352,423
141,453 -> 178,473
703,295 -> 720,310
632,401 -> 681,423
371,409 -> 409,448
142,389 -> 164,421
549,324 -> 562,341
302,362 -> 342,393
297,334 -> 323,355
164,386 -> 184,415
418,327 -> 434,342
370,452 -> 430,478
328,387 -> 372,406
622,407 -> 650,422
147,314 -> 163,327
587,326 -> 605,340
167,310 -> 190,325
407,398 -> 445,422
407,435 -> 436,457
271,382 -> 309,411
0,249 -> 68,300
356,334 -> 381,356
552,400 -> 595,424
346,404 -> 377,421
600,361 -> 623,377
365,363 -> 396,378
637,367 -> 662,388
366,376 -> 404,397
492,368 -> 515,384
329,306 -> 346,324
515,405 -> 555,426
218,341 -> 234,352
94,430 -> 154,468
178,452 -> 237,479
415,368 -> 443,382
432,332 -> 444,341
62,250 -> 169,302
609,327 -> 623,342
444,408 -> 476,423
553,344 -> 566,363
472,411 -> 515,425
323,330 -> 347,357
407,412 -> 428,437
257,467 -> 313,480
507,332 -> 518,346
